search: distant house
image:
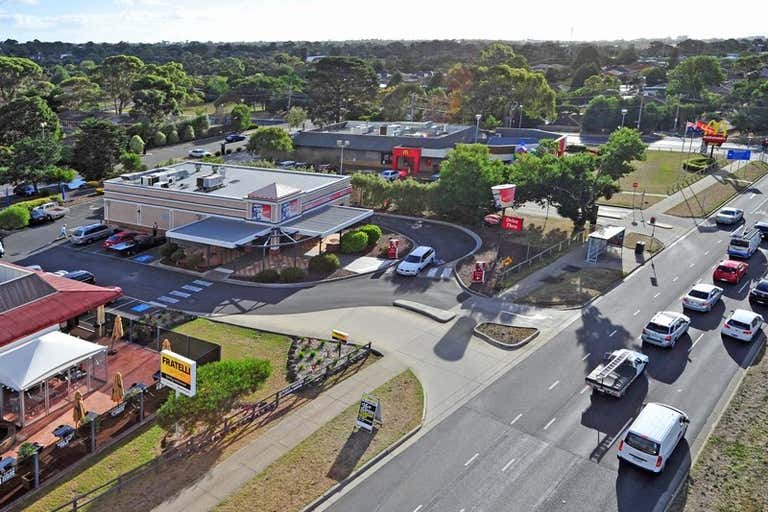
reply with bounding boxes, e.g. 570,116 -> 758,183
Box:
643,84 -> 667,98
305,55 -> 327,63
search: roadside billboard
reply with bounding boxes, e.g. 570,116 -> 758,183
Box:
160,350 -> 197,397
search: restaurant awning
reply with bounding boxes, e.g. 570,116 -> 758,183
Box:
0,330 -> 106,391
281,205 -> 373,237
167,216 -> 272,249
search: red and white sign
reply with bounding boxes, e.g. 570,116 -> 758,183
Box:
632,182 -> 639,189
387,238 -> 400,259
491,184 -> 517,208
501,216 -> 523,232
471,262 -> 487,283
484,214 -> 501,226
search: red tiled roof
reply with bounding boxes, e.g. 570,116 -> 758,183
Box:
0,263 -> 122,347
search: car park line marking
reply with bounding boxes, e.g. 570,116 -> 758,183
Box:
169,290 -> 190,298
704,250 -> 710,255
739,281 -> 750,293
181,284 -> 203,292
633,309 -> 640,316
653,292 -> 661,298
689,333 -> 705,352
193,279 -> 213,287
147,301 -> 167,308
157,296 -> 179,304
464,453 -> 479,466
502,311 -> 551,320
717,239 -> 723,244
673,276 -> 679,282
548,380 -> 560,390
608,330 -> 617,337
544,417 -> 557,430
441,267 -> 453,280
412,506 -> 423,512
582,353 -> 591,361
689,263 -> 695,268
510,414 -> 522,425
501,458 -> 517,472
580,385 -> 590,394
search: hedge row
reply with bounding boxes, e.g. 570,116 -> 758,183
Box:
682,156 -> 717,172
0,194 -> 65,230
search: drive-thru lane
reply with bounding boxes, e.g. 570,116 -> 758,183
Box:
325,180 -> 768,511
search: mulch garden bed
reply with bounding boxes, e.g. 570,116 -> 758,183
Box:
475,323 -> 538,346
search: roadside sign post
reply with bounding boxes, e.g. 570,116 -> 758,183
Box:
649,216 -> 656,253
356,393 -> 381,432
160,350 -> 197,398
332,329 -> 348,358
631,182 -> 639,224
472,262 -> 487,284
387,238 -> 400,259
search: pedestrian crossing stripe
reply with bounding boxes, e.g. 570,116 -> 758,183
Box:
426,268 -> 439,278
169,290 -> 191,298
192,279 -> 213,287
181,284 -> 203,292
441,267 -> 453,279
157,296 -> 179,304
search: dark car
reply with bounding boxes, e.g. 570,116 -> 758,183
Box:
13,183 -> 35,197
224,132 -> 246,143
63,270 -> 95,284
113,234 -> 166,256
754,221 -> 768,240
749,279 -> 768,305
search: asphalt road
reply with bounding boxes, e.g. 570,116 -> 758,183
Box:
141,132 -> 254,168
324,179 -> 768,511
567,134 -> 762,156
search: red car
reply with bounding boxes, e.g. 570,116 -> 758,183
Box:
713,259 -> 749,284
103,231 -> 138,249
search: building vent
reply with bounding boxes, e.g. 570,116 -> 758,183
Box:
196,174 -> 225,192
141,175 -> 160,186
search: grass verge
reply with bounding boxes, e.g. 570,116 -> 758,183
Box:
519,267 -> 624,308
215,370 -> 423,512
617,151 -> 708,195
669,344 -> 767,512
623,232 -> 664,255
598,191 -> 665,209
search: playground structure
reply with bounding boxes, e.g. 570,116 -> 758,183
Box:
686,120 -> 728,157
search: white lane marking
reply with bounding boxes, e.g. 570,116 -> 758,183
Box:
750,193 -> 757,199
580,385 -> 590,395
689,263 -> 695,268
147,301 -> 168,308
502,311 -> 551,320
689,333 -> 705,352
704,250 -> 710,255
739,281 -> 751,293
464,453 -> 479,466
717,239 -> 723,244
169,290 -> 190,298
548,380 -> 560,390
426,268 -> 438,279
653,292 -> 661,298
412,506 -> 423,512
181,284 -> 203,292
544,417 -> 557,430
441,267 -> 453,279
633,310 -> 640,316
673,276 -> 679,282
157,296 -> 179,304
581,353 -> 591,361
510,413 -> 522,425
193,279 -> 213,287
609,329 -> 617,337
501,458 -> 517,472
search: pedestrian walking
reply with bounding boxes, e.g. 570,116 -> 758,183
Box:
59,224 -> 69,240
0,239 -> 4,258
152,221 -> 158,237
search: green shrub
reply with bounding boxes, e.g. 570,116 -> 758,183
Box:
182,125 -> 195,141
170,248 -> 186,263
308,253 -> 341,273
280,267 -> 306,283
129,134 -> 145,154
357,224 -> 382,245
214,150 -> 221,157
339,231 -> 368,254
0,205 -> 30,229
185,253 -> 204,269
253,268 -> 280,283
153,131 -> 167,146
683,156 -> 716,172
120,152 -> 142,171
166,129 -> 180,145
16,195 -> 63,211
160,242 -> 179,259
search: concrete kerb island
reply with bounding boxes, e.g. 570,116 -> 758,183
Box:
472,323 -> 540,350
392,299 -> 456,323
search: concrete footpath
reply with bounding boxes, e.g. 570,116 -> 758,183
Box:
152,355 -> 407,512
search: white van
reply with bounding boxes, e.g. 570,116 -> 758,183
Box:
617,402 -> 689,473
728,226 -> 761,259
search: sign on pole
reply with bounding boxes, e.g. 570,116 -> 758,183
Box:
491,184 -> 517,208
727,149 -> 751,161
356,393 -> 381,432
501,216 -> 524,232
501,256 -> 513,267
632,182 -> 639,189
160,350 -> 197,397
332,330 -> 348,343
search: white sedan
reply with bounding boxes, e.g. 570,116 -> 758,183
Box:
722,309 -> 763,342
396,246 -> 436,276
188,148 -> 212,158
715,207 -> 744,225
682,283 -> 724,312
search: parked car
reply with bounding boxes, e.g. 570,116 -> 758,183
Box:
682,283 -> 724,312
721,309 -> 764,342
71,224 -> 113,245
224,132 -> 246,143
63,270 -> 95,284
65,177 -> 87,190
617,402 -> 689,473
713,259 -> 749,284
278,160 -> 296,168
29,202 -> 68,224
715,207 -> 744,225
641,311 -> 690,348
396,246 -> 436,276
188,148 -> 212,158
753,221 -> 768,240
379,170 -> 401,181
749,279 -> 768,306
13,183 -> 35,197
103,231 -> 138,249
111,234 -> 166,256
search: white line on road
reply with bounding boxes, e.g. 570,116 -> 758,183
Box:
580,385 -> 590,395
689,333 -> 705,352
673,276 -> 679,282
464,453 -> 479,466
412,506 -> 423,512
548,380 -> 560,390
609,329 -> 617,337
169,290 -> 190,298
502,311 -> 551,320
689,263 -> 695,268
501,458 -> 517,472
717,239 -> 723,244
633,309 -> 640,316
704,250 -> 710,255
426,268 -> 438,279
653,292 -> 661,298
739,281 -> 751,293
582,353 -> 591,360
750,193 -> 757,199
544,417 -> 557,430
193,279 -> 213,287
441,267 -> 453,280
181,284 -> 203,292
510,413 -> 522,425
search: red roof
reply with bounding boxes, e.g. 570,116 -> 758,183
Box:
0,263 -> 122,347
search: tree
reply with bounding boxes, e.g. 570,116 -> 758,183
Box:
0,56 -> 42,101
614,45 -> 638,65
129,134 -> 145,154
224,74 -> 283,109
667,56 -> 725,100
98,55 -> 144,115
0,96 -> 61,146
230,103 -> 252,131
246,127 -> 293,160
205,75 -> 229,100
1,135 -> 64,191
641,67 -> 667,87
572,44 -> 602,70
479,43 -> 528,69
434,144 -> 505,221
570,63 -> 601,89
50,65 -> 70,84
131,74 -> 182,123
381,83 -> 425,121
72,118 -> 128,181
308,57 -> 378,123
581,95 -> 621,133
53,76 -> 101,111
285,106 -> 308,129
387,71 -> 403,88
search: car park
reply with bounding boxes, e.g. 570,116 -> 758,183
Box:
715,207 -> 744,225
396,246 -> 436,276
642,311 -> 690,348
727,226 -> 761,258
103,231 -> 138,249
71,224 -> 113,245
682,283 -> 724,312
188,148 -> 212,158
379,170 -> 401,181
13,183 -> 35,197
224,132 -> 246,143
29,202 -> 68,224
753,221 -> 768,240
713,259 -> 748,284
749,279 -> 768,306
62,270 -> 96,284
617,402 -> 689,473
721,309 -> 763,342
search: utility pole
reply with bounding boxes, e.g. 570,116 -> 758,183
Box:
636,85 -> 644,131
286,86 -> 293,110
673,94 -> 681,133
518,105 -> 524,129
407,93 -> 415,122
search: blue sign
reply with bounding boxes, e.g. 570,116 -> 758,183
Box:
727,149 -> 751,161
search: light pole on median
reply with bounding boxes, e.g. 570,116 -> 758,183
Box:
474,114 -> 482,143
620,109 -> 628,128
336,139 -> 350,174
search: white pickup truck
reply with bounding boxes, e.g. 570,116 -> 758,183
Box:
30,202 -> 68,223
585,349 -> 648,398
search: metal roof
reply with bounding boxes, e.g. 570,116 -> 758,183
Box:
168,216 -> 272,249
282,205 -> 373,237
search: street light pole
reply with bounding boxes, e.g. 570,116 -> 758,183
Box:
636,86 -> 645,130
474,114 -> 481,143
620,109 -> 628,128
518,105 -> 523,128
336,140 -> 350,174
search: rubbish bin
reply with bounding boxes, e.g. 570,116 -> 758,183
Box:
635,241 -> 646,254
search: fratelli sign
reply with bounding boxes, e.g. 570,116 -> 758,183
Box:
160,350 -> 197,397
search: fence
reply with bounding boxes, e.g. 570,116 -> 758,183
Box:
498,231 -> 587,278
12,342 -> 372,512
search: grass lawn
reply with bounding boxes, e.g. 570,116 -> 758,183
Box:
215,370 -> 423,512
617,151 -> 705,195
519,267 -> 624,308
623,232 -> 664,255
669,345 -> 767,512
598,191 -> 666,209
665,177 -> 750,218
